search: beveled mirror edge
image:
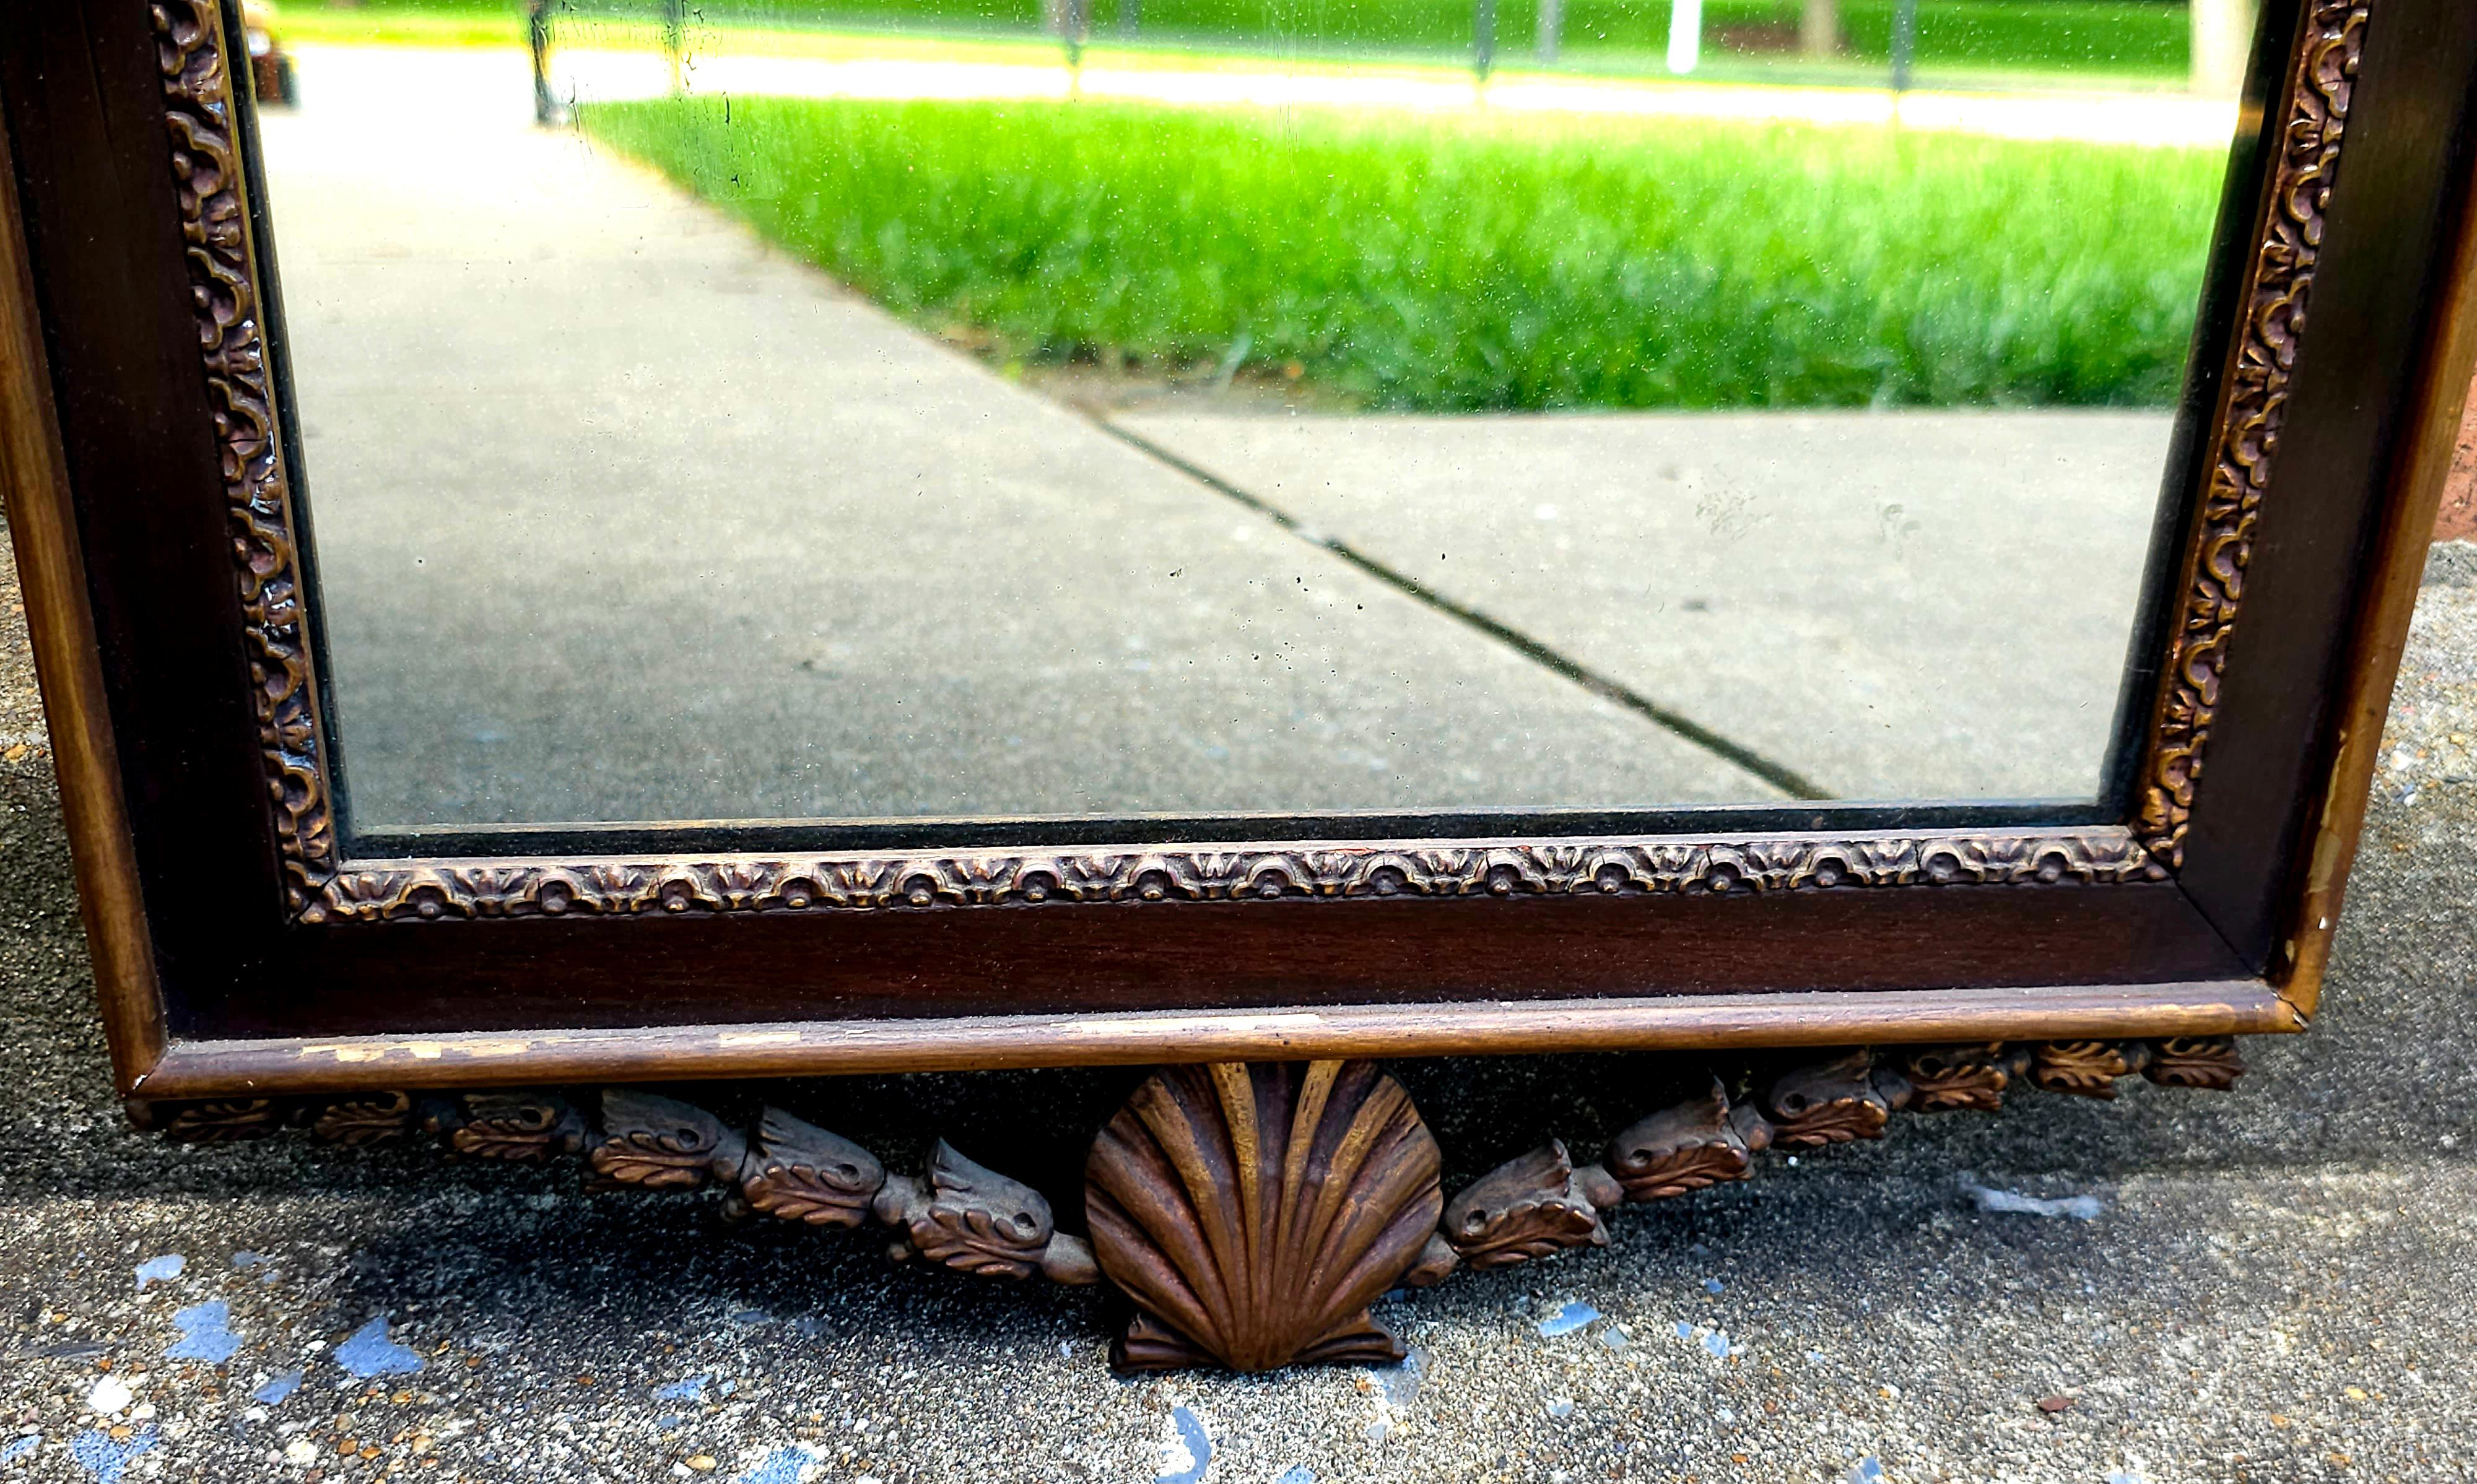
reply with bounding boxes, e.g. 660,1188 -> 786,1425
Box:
153,0 -> 2361,928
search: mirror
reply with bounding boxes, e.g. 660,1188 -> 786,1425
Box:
243,0 -> 2257,837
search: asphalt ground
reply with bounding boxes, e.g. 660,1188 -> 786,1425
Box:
0,526 -> 2473,1482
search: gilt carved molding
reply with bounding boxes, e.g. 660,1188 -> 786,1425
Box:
2136,0 -> 2372,868
155,0 -> 339,912
137,1037 -> 2246,1373
307,826 -> 2160,922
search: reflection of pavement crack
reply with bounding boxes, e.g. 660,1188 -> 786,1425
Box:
1095,417 -> 1831,801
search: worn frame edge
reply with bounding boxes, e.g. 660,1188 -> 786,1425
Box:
2278,104 -> 2477,1018
128,981 -> 2301,1099
0,109 -> 168,1095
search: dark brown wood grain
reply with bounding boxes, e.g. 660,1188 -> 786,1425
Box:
2175,0 -> 2477,965
5,0 -> 2474,1099
0,108 -> 165,1079
186,880 -> 2247,1043
0,0 -> 297,1057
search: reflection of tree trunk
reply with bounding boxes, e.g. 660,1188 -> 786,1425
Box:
1800,0 -> 1838,58
2190,0 -> 2258,97
1536,0 -> 1562,64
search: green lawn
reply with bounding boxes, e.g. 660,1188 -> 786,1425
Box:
289,0 -> 2192,77
581,95 -> 2220,411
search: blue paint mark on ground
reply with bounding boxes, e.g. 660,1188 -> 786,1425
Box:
1274,1469 -> 1315,1484
1701,1330 -> 1733,1358
133,1256 -> 183,1291
1703,1277 -> 1725,1295
0,1434 -> 37,1463
229,1252 -> 265,1269
334,1317 -> 424,1378
69,1428 -> 154,1483
1155,1407 -> 1211,1484
1376,1348 -> 1426,1408
1848,1459 -> 1887,1484
251,1369 -> 303,1406
734,1446 -> 812,1483
1537,1300 -> 1600,1338
166,1302 -> 240,1363
652,1375 -> 710,1403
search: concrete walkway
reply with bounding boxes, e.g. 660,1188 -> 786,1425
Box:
264,45 -> 2175,830
1113,409 -> 2169,802
266,48 -> 1774,831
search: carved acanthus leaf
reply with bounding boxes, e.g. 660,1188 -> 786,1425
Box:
162,1099 -> 282,1143
310,1091 -> 416,1146
590,1090 -> 747,1190
2031,1041 -> 2136,1100
739,1107 -> 887,1226
1442,1140 -> 1609,1270
2143,1036 -> 2247,1091
879,1142 -> 1056,1280
1899,1044 -> 2014,1114
1604,1078 -> 1765,1200
1765,1052 -> 1892,1148
450,1093 -> 588,1161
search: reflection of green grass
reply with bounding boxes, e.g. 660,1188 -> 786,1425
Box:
583,95 -> 2218,411
281,0 -> 2190,79
277,2 -> 525,49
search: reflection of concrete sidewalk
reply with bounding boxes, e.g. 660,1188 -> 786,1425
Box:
1112,409 -> 2167,801
266,46 -> 1775,830
547,41 -> 2237,147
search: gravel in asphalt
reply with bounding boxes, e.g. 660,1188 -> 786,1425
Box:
1,516 -> 2475,1480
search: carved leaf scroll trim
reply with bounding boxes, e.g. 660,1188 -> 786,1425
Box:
1435,1036 -> 2247,1277
2137,0 -> 2372,869
155,0 -> 338,913
308,827 -> 2161,922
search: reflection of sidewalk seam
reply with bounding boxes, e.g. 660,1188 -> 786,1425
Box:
1095,418 -> 1831,801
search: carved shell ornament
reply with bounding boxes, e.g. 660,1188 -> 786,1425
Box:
1086,1061 -> 1445,1372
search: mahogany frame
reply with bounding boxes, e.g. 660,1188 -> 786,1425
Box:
4,0 -> 2475,1101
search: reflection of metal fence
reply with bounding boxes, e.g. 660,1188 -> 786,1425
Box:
520,0 -> 2223,132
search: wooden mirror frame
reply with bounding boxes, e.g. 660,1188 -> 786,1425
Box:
5,0 -> 2476,1108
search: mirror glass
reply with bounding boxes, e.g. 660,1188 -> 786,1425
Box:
245,0 -> 2258,837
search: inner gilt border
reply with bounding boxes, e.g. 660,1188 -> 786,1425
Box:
151,0 -> 2367,924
